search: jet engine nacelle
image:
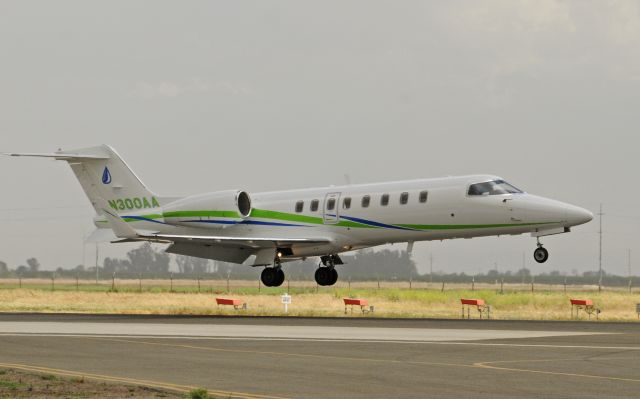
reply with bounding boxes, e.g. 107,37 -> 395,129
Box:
162,190 -> 252,228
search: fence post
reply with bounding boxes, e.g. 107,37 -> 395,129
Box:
629,279 -> 632,294
76,273 -> 79,292
531,275 -> 535,293
441,281 -> 445,292
258,276 -> 261,293
377,277 -> 380,290
18,274 -> 22,289
139,273 -> 142,293
409,277 -> 412,290
500,278 -> 504,294
348,276 -> 351,292
471,277 -> 475,291
111,272 -> 116,291
564,277 -> 567,294
170,273 -> 173,292
51,273 -> 55,291
197,276 -> 201,293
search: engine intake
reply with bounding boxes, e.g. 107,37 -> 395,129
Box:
162,190 -> 252,228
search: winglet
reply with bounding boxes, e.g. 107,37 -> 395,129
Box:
97,199 -> 139,239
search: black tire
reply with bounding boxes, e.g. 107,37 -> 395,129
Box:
533,247 -> 549,263
328,268 -> 338,286
273,268 -> 285,287
315,267 -> 330,286
261,268 -> 278,287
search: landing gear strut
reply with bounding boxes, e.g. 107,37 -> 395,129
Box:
315,254 -> 342,286
533,239 -> 549,264
261,257 -> 285,287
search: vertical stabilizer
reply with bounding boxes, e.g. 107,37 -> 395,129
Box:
5,145 -> 160,213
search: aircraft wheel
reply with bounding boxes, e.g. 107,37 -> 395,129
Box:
533,247 -> 549,263
274,268 -> 285,287
328,268 -> 338,286
315,267 -> 330,286
261,267 -> 279,287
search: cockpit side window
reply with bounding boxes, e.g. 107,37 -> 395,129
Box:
468,179 -> 523,196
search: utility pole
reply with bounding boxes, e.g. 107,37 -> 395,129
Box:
598,204 -> 604,292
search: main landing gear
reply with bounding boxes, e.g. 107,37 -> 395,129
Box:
261,257 -> 285,287
315,254 -> 343,286
533,239 -> 549,264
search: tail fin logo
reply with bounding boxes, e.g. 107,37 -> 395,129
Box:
102,166 -> 112,184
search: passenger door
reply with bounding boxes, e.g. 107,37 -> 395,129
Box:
323,192 -> 341,224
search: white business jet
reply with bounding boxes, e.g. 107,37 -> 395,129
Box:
5,145 -> 593,287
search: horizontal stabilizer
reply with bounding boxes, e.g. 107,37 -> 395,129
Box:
3,152 -> 109,160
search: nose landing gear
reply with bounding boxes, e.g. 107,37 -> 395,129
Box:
533,239 -> 549,263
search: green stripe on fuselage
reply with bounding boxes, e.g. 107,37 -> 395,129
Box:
98,207 -> 559,231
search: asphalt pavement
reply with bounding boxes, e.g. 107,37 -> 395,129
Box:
0,313 -> 638,398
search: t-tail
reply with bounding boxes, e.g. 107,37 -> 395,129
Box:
5,145 -> 162,214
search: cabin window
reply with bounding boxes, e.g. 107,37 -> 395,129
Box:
468,180 -> 523,196
310,199 -> 319,212
295,200 -> 304,213
400,192 -> 409,205
343,197 -> 351,209
419,191 -> 428,203
381,194 -> 389,206
326,198 -> 336,211
361,195 -> 371,208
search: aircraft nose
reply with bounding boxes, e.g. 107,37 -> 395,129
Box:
565,205 -> 593,226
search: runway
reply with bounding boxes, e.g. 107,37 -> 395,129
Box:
0,314 -> 638,398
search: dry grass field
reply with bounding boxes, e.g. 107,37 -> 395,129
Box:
1,279 -> 639,321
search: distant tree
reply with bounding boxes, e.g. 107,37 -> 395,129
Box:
26,258 -> 40,273
16,265 -> 28,275
74,265 -> 85,272
125,243 -> 170,274
176,255 -> 193,274
176,256 -> 210,275
153,250 -> 170,273
0,261 -> 8,276
103,257 -> 130,274
126,243 -> 156,273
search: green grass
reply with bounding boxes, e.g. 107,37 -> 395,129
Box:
0,379 -> 23,390
187,388 -> 213,399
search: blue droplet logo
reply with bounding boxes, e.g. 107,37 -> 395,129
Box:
102,166 -> 112,184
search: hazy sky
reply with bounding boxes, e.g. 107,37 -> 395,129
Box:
0,1 -> 637,275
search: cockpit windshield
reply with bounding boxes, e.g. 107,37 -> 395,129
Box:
468,179 -> 523,196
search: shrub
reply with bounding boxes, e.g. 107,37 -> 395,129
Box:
188,388 -> 211,399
